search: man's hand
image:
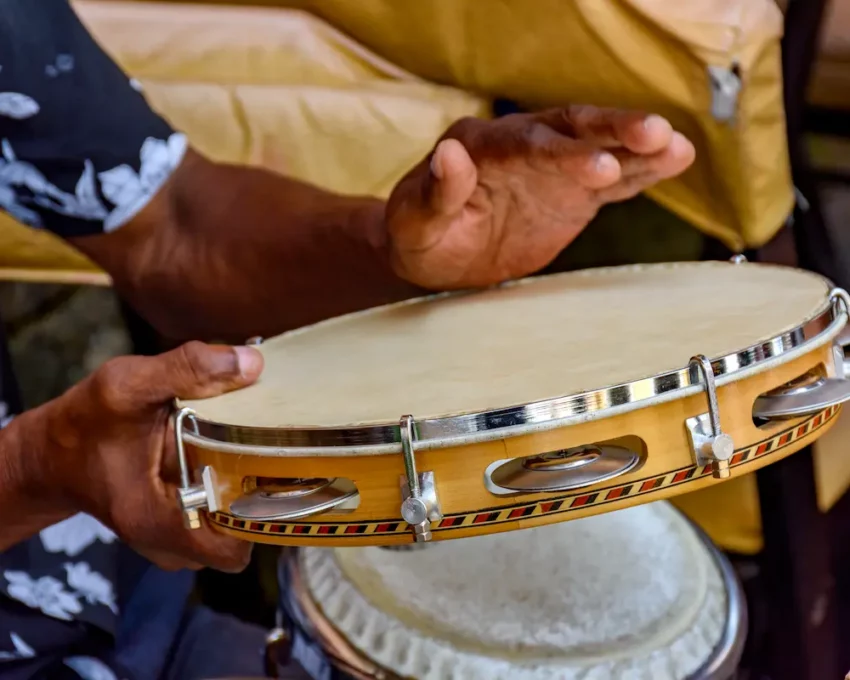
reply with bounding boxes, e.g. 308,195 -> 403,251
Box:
71,105 -> 695,342
34,342 -> 264,572
386,106 -> 695,289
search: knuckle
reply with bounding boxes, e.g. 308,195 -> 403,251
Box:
177,340 -> 208,376
193,533 -> 252,572
521,121 -> 546,146
178,341 -> 239,386
224,543 -> 253,573
91,357 -> 131,411
444,116 -> 482,143
567,104 -> 597,127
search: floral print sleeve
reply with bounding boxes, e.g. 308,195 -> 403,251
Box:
0,0 -> 187,238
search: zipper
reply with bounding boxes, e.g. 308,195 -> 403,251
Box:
708,10 -> 745,124
708,62 -> 742,123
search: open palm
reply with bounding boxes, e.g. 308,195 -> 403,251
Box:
386,106 -> 695,289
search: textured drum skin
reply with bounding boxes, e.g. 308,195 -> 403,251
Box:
183,262 -> 829,428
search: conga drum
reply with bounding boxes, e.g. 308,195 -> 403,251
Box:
173,260 -> 850,546
270,501 -> 747,679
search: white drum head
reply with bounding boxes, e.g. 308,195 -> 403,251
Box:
182,262 -> 830,428
302,501 -> 727,679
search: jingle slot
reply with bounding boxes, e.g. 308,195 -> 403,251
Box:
485,437 -> 644,496
751,363 -> 850,422
229,476 -> 360,521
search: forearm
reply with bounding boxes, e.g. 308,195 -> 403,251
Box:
72,149 -> 424,342
0,407 -> 73,551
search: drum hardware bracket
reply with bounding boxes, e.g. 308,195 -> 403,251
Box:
398,415 -> 442,542
174,407 -> 221,529
685,355 -> 735,480
749,288 -> 850,421
830,288 -> 850,377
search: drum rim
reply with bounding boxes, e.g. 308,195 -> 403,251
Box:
180,288 -> 845,454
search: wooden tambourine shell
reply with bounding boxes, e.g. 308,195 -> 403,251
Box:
173,261 -> 850,546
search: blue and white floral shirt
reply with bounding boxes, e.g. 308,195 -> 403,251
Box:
1,1 -> 195,678
1,0 -> 185,237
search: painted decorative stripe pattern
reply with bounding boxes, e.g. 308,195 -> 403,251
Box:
208,405 -> 839,540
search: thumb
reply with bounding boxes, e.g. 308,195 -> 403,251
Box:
133,341 -> 264,407
427,138 -> 477,216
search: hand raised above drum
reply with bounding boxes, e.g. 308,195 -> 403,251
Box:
0,342 -> 263,572
386,106 -> 696,289
70,106 -> 694,342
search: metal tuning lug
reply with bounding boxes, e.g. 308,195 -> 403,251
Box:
685,355 -> 735,480
174,407 -> 221,529
398,415 -> 442,542
833,288 -> 850,377
729,254 -> 747,264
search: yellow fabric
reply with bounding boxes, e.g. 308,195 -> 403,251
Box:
1,0 -> 793,272
277,0 -> 794,253
0,219 -> 108,285
0,1 -> 489,281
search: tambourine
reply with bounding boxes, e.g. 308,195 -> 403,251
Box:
172,258 -> 850,546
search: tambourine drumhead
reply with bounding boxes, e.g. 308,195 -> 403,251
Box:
182,262 -> 829,428
299,502 -> 730,679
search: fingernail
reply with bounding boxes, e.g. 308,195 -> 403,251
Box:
430,144 -> 444,179
595,152 -> 618,174
234,346 -> 263,378
643,114 -> 670,133
670,131 -> 693,155
671,131 -> 688,145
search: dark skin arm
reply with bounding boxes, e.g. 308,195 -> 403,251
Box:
0,409 -> 69,551
70,151 -> 421,343
69,107 -> 695,343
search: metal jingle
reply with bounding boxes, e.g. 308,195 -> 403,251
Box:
252,477 -> 333,499
229,478 -> 358,521
752,375 -> 850,420
489,444 -> 640,493
522,447 -> 601,472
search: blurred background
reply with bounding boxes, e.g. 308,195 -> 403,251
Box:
3,1 -> 850,678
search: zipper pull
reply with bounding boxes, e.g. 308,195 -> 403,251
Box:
708,63 -> 742,123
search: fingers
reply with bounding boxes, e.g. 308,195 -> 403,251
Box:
183,525 -> 253,574
428,138 -> 478,216
137,531 -> 252,574
96,342 -> 264,413
536,105 -> 675,155
165,341 -> 264,401
594,132 -> 696,202
512,123 -> 623,190
132,480 -> 254,573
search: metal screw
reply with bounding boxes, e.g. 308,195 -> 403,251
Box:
401,497 -> 428,525
183,508 -> 202,530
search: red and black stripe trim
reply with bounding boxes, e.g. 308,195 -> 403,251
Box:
208,405 -> 838,540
